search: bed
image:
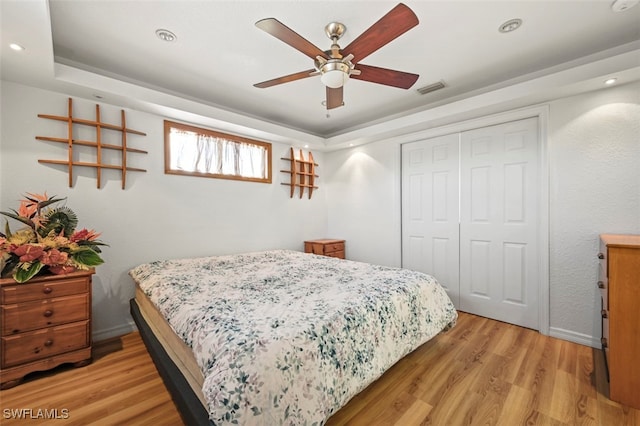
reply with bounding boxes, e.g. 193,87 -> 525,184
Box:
129,249 -> 457,425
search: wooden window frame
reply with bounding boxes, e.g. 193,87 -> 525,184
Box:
164,120 -> 272,184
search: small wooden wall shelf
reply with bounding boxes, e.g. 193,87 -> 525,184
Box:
280,147 -> 318,199
37,98 -> 147,189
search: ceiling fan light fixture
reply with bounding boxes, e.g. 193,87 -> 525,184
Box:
320,61 -> 350,88
321,69 -> 349,88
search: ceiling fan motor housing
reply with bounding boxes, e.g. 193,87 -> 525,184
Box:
325,22 -> 346,41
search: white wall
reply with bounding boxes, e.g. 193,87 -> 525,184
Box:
324,142 -> 402,267
0,81 -> 328,340
548,83 -> 640,344
325,81 -> 640,347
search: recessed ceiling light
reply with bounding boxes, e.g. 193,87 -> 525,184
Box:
155,29 -> 177,42
611,0 -> 639,12
9,43 -> 25,51
605,78 -> 618,85
499,18 -> 522,33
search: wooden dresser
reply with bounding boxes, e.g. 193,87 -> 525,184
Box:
0,269 -> 94,389
304,239 -> 345,259
598,234 -> 640,409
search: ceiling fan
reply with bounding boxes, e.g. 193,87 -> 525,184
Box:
253,3 -> 420,110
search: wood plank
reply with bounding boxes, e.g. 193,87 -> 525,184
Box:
37,114 -> 146,135
67,97 -> 73,187
37,159 -> 146,172
36,137 -> 148,154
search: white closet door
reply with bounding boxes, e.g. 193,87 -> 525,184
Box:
401,133 -> 460,306
459,117 -> 539,329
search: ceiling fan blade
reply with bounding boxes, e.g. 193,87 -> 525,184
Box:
351,63 -> 419,89
254,69 -> 317,88
326,86 -> 344,110
256,18 -> 328,60
341,3 -> 418,62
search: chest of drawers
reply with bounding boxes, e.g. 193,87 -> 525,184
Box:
304,239 -> 345,259
0,270 -> 94,389
598,234 -> 640,409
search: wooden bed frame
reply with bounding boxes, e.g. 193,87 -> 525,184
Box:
129,299 -> 212,425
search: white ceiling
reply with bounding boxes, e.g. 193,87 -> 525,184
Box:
1,0 -> 639,149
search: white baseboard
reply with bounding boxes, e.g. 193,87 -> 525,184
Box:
549,326 -> 600,348
93,321 -> 137,342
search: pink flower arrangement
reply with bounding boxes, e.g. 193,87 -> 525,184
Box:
0,192 -> 107,283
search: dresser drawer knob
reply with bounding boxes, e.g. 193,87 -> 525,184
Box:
597,253 -> 604,260
43,287 -> 53,294
597,281 -> 605,289
601,337 -> 608,348
601,309 -> 608,319
44,339 -> 53,347
43,309 -> 53,317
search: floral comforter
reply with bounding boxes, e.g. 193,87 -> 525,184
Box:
129,250 -> 457,425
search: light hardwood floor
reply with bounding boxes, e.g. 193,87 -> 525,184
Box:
1,312 -> 638,425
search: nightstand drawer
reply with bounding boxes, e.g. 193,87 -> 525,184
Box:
2,293 -> 90,335
326,250 -> 345,258
1,320 -> 90,368
324,242 -> 345,253
1,277 -> 90,304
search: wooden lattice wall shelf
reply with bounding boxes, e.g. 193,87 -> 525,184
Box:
37,98 -> 147,189
281,147 -> 318,199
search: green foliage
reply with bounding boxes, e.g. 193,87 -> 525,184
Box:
72,247 -> 104,267
40,207 -> 79,237
0,210 -> 34,229
3,220 -> 12,239
14,262 -> 45,283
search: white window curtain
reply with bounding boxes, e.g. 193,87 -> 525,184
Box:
169,129 -> 268,179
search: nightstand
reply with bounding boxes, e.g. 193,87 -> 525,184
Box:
0,270 -> 94,389
304,239 -> 345,259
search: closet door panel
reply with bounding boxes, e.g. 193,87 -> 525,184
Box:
459,117 -> 539,329
402,133 -> 460,306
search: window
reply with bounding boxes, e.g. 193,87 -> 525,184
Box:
164,120 -> 272,183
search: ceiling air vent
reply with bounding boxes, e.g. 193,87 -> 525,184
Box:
417,81 -> 446,95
